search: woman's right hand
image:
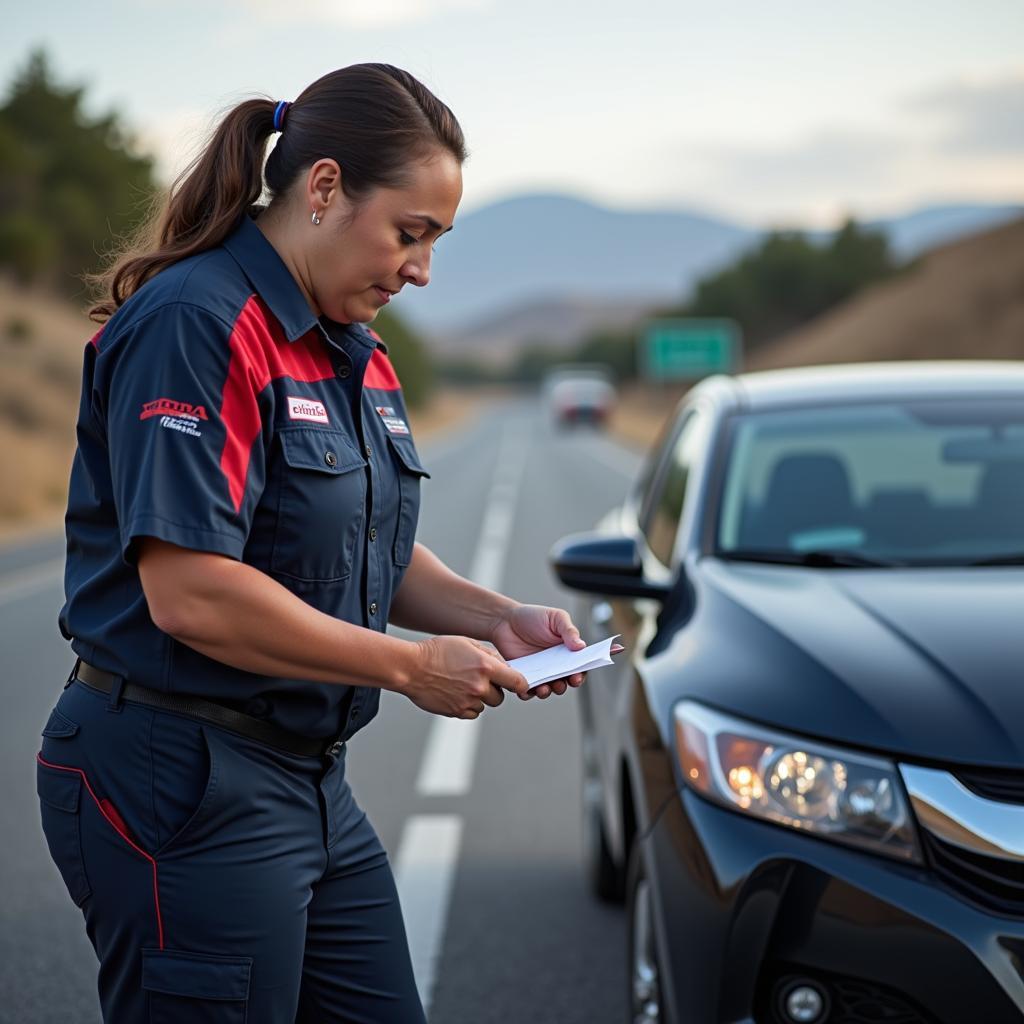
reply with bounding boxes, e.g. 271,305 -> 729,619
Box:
406,636 -> 530,719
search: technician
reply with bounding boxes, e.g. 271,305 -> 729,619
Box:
36,63 -> 586,1023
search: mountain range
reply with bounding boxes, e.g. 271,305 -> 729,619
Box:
385,194 -> 1023,360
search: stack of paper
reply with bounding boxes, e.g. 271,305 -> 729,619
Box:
508,635 -> 622,691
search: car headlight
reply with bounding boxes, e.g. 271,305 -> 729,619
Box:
674,701 -> 920,862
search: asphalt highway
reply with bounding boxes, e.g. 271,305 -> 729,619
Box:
0,397 -> 644,1023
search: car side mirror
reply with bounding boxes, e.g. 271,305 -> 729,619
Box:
549,531 -> 672,601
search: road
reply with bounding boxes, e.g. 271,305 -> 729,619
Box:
0,398 -> 644,1023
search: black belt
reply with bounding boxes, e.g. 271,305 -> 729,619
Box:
71,660 -> 344,759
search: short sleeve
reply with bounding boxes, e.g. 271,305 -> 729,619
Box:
99,303 -> 269,564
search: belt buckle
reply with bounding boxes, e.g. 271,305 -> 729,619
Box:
324,738 -> 346,759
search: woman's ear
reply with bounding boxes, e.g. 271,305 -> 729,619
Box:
306,159 -> 342,211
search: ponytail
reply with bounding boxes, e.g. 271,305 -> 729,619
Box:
87,99 -> 276,322
87,64 -> 466,324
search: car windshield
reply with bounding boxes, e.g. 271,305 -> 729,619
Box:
715,398 -> 1024,567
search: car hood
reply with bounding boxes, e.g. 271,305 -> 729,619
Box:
675,559 -> 1024,767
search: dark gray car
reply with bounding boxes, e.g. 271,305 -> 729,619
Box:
551,361 -> 1024,1024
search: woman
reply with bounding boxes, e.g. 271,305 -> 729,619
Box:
37,63 -> 586,1023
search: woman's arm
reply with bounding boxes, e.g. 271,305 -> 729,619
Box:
389,542 -> 588,698
387,542 -> 518,640
136,537 -> 528,718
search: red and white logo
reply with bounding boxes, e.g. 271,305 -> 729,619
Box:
287,396 -> 329,424
139,398 -> 209,421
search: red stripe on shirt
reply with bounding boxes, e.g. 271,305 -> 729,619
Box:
219,296 -> 334,513
363,348 -> 401,391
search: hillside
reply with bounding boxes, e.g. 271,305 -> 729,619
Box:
0,277 -> 91,529
748,216 -> 1024,370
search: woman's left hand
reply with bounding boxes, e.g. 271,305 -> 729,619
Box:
490,604 -> 588,700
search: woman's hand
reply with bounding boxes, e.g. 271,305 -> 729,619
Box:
490,604 -> 588,700
406,636 -> 529,719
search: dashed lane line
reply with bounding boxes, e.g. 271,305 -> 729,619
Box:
394,417 -> 530,1015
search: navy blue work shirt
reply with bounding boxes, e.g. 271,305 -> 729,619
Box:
59,209 -> 430,740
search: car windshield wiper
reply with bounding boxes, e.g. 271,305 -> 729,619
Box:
966,553 -> 1024,566
717,549 -> 900,568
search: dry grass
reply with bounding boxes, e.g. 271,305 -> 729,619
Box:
0,276 -> 92,537
607,382 -> 689,450
749,217 -> 1024,370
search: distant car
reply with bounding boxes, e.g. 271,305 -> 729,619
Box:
543,365 -> 616,428
550,362 -> 1024,1024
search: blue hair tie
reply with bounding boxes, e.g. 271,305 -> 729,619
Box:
273,100 -> 290,132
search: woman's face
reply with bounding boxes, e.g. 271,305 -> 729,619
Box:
305,149 -> 463,324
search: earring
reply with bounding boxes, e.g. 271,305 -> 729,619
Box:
311,208 -> 321,226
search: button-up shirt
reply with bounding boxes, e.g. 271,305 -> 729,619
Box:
59,209 -> 430,740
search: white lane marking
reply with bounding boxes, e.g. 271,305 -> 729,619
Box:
394,418 -> 531,1014
393,815 -> 464,1015
0,558 -> 63,606
416,717 -> 481,797
417,420 -> 529,797
467,421 -> 530,591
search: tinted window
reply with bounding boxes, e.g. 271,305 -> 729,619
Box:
716,399 -> 1024,565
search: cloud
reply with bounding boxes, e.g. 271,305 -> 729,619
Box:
908,73 -> 1024,155
229,0 -> 490,27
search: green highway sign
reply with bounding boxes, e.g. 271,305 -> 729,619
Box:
641,318 -> 741,381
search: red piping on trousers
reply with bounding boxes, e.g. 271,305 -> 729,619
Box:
36,753 -> 164,949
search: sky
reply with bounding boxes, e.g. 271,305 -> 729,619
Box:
5,0 -> 1023,228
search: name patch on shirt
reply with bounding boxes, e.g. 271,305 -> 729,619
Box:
287,396 -> 329,424
375,405 -> 410,436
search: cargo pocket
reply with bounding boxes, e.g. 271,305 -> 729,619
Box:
387,434 -> 430,567
271,428 -> 368,582
36,759 -> 91,907
142,948 -> 251,1024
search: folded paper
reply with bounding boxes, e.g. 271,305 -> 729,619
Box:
508,635 -> 622,690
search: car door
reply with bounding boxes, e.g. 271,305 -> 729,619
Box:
591,406 -> 710,859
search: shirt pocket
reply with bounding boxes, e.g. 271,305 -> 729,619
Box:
387,435 -> 430,567
271,428 -> 368,583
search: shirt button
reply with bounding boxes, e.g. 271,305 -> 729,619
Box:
351,708 -> 360,721
365,444 -> 372,458
369,602 -> 378,616
324,451 -> 338,467
369,527 -> 377,541
337,364 -> 351,379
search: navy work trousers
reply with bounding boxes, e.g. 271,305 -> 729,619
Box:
36,678 -> 426,1023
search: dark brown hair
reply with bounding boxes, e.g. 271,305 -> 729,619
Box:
87,63 -> 467,322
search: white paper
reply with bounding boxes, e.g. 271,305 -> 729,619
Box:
508,635 -> 621,690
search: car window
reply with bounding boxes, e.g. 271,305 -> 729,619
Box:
642,410 -> 706,566
716,398 -> 1024,565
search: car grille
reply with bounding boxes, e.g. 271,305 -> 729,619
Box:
921,830 -> 1024,916
953,767 -> 1024,804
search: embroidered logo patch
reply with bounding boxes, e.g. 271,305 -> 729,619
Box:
287,396 -> 329,424
375,405 -> 410,436
140,397 -> 207,438
140,398 -> 208,421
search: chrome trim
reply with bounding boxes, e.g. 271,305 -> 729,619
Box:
899,764 -> 1024,862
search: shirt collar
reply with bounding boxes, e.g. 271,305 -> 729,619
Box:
222,211 -> 318,342
222,210 -> 388,352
